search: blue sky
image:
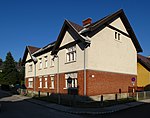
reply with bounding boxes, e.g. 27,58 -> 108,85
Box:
0,0 -> 149,61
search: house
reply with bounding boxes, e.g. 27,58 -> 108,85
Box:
22,9 -> 142,96
137,54 -> 150,90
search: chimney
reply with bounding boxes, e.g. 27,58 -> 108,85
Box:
147,56 -> 150,59
82,18 -> 92,27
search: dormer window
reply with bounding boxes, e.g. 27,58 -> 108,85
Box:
66,45 -> 76,63
115,32 -> 121,40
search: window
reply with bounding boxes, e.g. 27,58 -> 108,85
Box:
39,78 -> 42,88
50,55 -> 54,67
44,77 -> 48,88
118,33 -> 120,40
28,78 -> 33,88
28,64 -> 32,72
66,45 -> 76,63
39,58 -> 42,69
50,76 -> 54,89
115,32 -> 121,40
65,73 -> 77,88
44,56 -> 48,68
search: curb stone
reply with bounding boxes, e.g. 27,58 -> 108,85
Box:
1,90 -> 149,115
25,99 -> 146,115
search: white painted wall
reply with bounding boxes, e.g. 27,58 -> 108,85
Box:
25,51 -> 57,78
25,61 -> 35,78
58,31 -> 85,73
87,18 -> 137,75
26,53 -> 32,61
25,17 -> 137,78
35,51 -> 57,76
60,31 -> 75,47
110,17 -> 128,34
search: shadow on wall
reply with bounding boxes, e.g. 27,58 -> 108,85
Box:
134,84 -> 150,92
144,84 -> 150,91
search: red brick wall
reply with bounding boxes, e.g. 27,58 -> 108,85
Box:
25,70 -> 136,96
86,70 -> 137,96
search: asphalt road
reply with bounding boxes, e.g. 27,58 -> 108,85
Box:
0,91 -> 83,118
84,103 -> 150,118
1,90 -> 150,118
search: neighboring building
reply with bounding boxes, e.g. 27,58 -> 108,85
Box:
137,54 -> 150,88
22,9 -> 142,96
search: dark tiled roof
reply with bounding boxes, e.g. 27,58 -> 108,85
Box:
33,41 -> 56,56
86,9 -> 142,53
42,41 -> 56,50
138,54 -> 150,71
67,20 -> 84,32
89,14 -> 112,28
27,46 -> 40,54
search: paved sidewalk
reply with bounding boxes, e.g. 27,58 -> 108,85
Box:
1,90 -> 150,115
25,98 -> 150,115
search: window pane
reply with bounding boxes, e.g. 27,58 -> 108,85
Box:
51,76 -> 54,88
45,78 -> 47,88
66,45 -> 76,62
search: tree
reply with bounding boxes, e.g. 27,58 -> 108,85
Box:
2,52 -> 19,85
17,58 -> 25,84
0,58 -> 2,66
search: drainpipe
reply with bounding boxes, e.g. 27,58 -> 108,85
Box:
84,47 -> 86,96
57,55 -> 59,93
34,63 -> 36,94
52,55 -> 60,93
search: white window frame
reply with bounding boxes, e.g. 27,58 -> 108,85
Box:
44,77 -> 48,88
28,78 -> 33,88
64,73 -> 77,89
39,58 -> 42,69
39,78 -> 42,88
28,64 -> 33,72
66,45 -> 76,63
50,76 -> 54,89
44,56 -> 48,68
115,31 -> 121,41
50,55 -> 54,67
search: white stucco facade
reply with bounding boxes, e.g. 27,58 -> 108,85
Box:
25,17 -> 138,79
87,18 -> 137,75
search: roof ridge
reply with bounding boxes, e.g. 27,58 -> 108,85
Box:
67,20 -> 84,32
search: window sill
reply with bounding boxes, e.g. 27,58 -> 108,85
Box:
50,66 -> 54,68
44,87 -> 48,89
50,87 -> 54,89
114,39 -> 122,43
65,61 -> 76,64
44,67 -> 48,69
38,87 -> 42,88
63,88 -> 68,90
28,87 -> 33,88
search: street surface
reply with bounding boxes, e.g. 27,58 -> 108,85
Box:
0,90 -> 82,118
1,90 -> 150,118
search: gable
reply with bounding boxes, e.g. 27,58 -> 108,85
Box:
51,20 -> 90,55
60,31 -> 75,48
26,52 -> 32,62
110,17 -> 128,35
87,9 -> 142,53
